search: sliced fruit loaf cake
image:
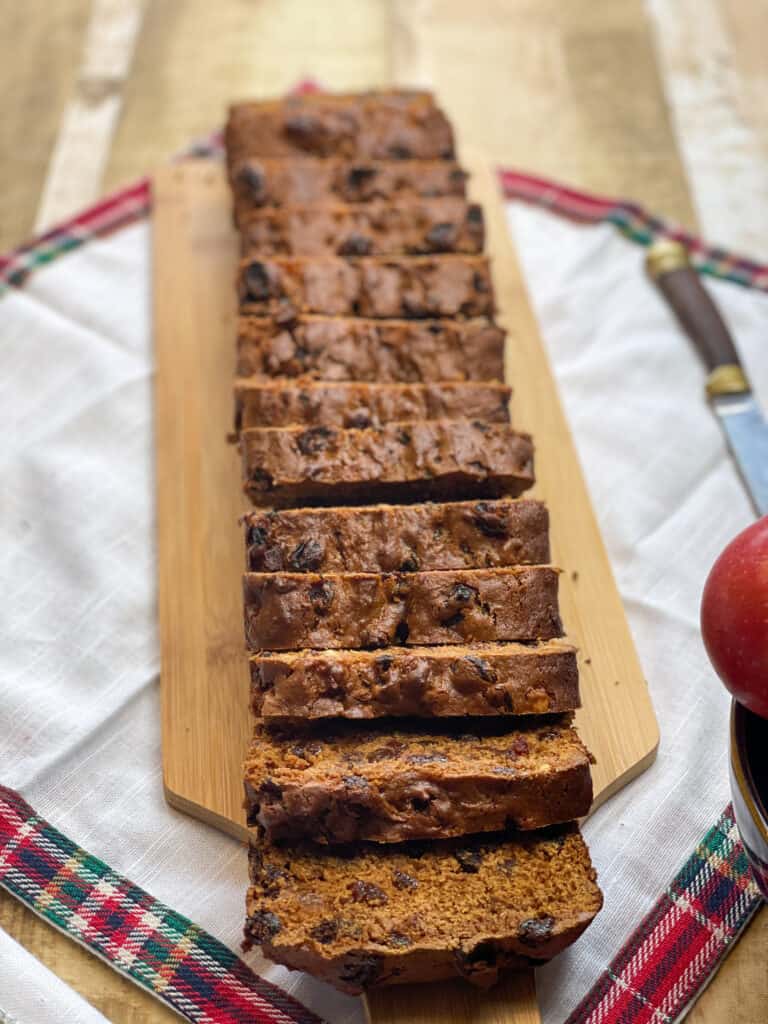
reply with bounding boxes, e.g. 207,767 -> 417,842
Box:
229,158 -> 468,220
243,499 -> 548,574
241,420 -> 534,507
250,640 -> 579,720
234,380 -> 510,432
245,824 -> 603,993
230,86 -> 602,997
237,256 -> 495,318
236,315 -> 506,381
238,198 -> 484,258
243,567 -> 562,651
244,716 -> 593,843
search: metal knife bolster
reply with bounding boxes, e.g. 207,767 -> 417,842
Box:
706,363 -> 750,399
712,393 -> 768,516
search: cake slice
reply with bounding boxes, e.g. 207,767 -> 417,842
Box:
237,256 -> 495,318
244,717 -> 593,843
250,640 -> 579,720
230,158 -> 467,220
238,199 -> 484,258
236,315 -> 506,382
241,420 -> 533,507
234,380 -> 510,432
243,499 -> 547,573
245,825 -> 603,992
243,567 -> 561,651
225,89 -> 454,164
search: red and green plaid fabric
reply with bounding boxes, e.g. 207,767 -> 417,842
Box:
499,169 -> 768,292
0,785 -> 323,1024
1,146 -> 765,1022
0,783 -> 760,1023
3,150 -> 768,295
0,133 -> 221,292
565,805 -> 761,1024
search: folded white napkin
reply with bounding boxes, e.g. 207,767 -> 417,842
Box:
1,196 -> 765,1023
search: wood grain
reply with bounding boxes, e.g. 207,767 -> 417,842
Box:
392,0 -> 697,228
720,0 -> 768,159
154,161 -> 249,840
105,0 -> 392,191
368,971 -> 539,1024
0,0 -> 91,250
647,0 -> 768,258
153,156 -> 658,1023
3,1 -> 765,1018
34,0 -> 146,232
688,902 -> 768,1024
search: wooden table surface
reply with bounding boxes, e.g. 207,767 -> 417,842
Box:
2,1 -> 766,1021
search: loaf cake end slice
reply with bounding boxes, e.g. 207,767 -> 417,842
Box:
244,716 -> 593,843
245,825 -> 603,993
226,89 -> 454,163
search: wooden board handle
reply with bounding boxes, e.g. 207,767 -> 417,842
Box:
366,970 -> 540,1024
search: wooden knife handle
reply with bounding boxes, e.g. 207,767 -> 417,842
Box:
646,240 -> 749,396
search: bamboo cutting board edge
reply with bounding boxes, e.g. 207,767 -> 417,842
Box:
153,156 -> 659,1024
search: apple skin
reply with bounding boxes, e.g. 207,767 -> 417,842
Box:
701,516 -> 768,719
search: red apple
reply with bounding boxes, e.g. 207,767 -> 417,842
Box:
701,516 -> 768,719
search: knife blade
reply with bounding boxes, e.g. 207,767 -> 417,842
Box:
712,393 -> 768,515
646,239 -> 768,516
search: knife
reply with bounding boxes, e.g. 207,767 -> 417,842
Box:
646,239 -> 768,516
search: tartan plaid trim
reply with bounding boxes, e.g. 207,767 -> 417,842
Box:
0,786 -> 323,1024
4,141 -> 768,296
0,133 -> 223,293
0,181 -> 151,291
566,804 -> 762,1024
499,169 -> 768,292
1,784 -> 760,1024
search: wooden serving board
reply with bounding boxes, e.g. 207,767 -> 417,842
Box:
153,156 -> 658,1024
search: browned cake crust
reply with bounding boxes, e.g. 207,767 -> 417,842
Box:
244,717 -> 593,843
243,499 -> 547,573
234,380 -> 510,432
242,567 -> 562,651
230,158 -> 467,220
251,640 -> 579,720
237,256 -> 495,318
225,90 -> 454,163
236,315 -> 506,382
238,199 -> 484,258
245,825 -> 603,993
241,420 -> 534,507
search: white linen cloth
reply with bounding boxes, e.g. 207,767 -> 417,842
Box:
1,200 -> 765,1023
